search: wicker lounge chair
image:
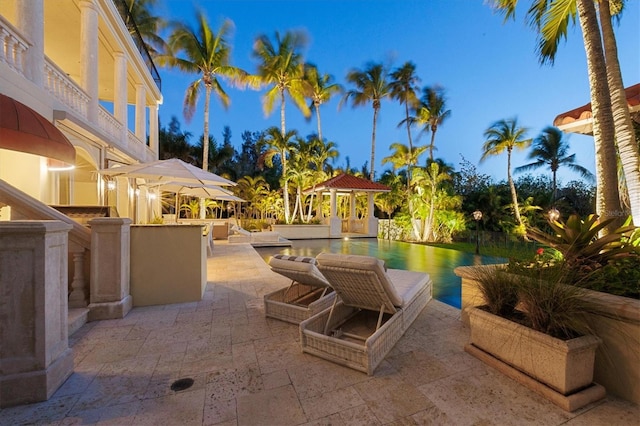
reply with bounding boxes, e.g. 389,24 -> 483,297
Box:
300,253 -> 432,375
264,255 -> 336,324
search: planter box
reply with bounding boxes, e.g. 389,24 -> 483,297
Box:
456,265 -> 640,405
272,224 -> 330,239
468,307 -> 601,395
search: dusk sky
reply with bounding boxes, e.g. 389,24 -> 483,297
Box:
153,0 -> 639,184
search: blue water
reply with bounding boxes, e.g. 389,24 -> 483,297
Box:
254,238 -> 505,309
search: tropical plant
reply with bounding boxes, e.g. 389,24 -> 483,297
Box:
180,198 -> 200,218
121,0 -> 167,57
156,12 -> 253,173
304,64 -> 343,142
491,0 -> 631,231
382,142 -> 427,193
389,61 -> 420,158
415,86 -> 451,161
481,118 -> 531,233
259,126 -> 298,223
515,126 -> 593,203
252,30 -> 310,136
469,265 -> 520,317
235,175 -> 270,219
341,62 -> 391,180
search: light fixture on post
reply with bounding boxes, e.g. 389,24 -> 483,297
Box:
473,210 -> 483,255
106,180 -> 116,191
548,208 -> 560,222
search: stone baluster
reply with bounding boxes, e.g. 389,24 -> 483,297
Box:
67,242 -> 89,308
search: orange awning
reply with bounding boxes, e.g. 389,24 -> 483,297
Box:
0,93 -> 75,165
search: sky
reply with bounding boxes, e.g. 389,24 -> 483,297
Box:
152,0 -> 639,185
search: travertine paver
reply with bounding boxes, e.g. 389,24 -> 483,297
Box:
0,240 -> 638,426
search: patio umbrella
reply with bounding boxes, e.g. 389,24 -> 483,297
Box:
143,181 -> 244,221
99,158 -> 236,186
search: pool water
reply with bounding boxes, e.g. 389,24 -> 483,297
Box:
254,238 -> 505,309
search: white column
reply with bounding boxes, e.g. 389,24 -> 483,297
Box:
114,51 -> 128,141
330,189 -> 338,219
367,192 -> 375,218
15,0 -> 44,87
329,188 -> 341,237
135,84 -> 146,140
149,101 -> 159,154
79,0 -> 99,123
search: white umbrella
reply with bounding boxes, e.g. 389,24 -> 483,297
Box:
99,158 -> 236,186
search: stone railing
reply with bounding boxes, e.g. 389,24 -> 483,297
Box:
44,58 -> 89,119
127,129 -> 147,159
0,15 -> 28,76
98,105 -> 123,141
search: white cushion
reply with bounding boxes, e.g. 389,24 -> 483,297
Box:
269,256 -> 331,288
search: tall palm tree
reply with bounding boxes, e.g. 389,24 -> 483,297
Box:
156,12 -> 251,173
481,118 -> 532,232
341,62 -> 391,180
418,86 -> 451,161
252,30 -> 310,136
122,0 -> 167,57
515,126 -> 593,202
492,0 -> 627,231
259,126 -> 298,223
381,142 -> 427,192
389,62 -> 421,151
304,64 -> 343,142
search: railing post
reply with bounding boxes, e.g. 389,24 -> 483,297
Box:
88,217 -> 132,320
0,221 -> 74,407
68,242 -> 89,308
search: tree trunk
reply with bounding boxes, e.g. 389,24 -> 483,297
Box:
280,90 -> 291,223
599,0 -> 640,225
429,126 -> 436,161
370,106 -> 378,181
576,0 -> 622,233
315,101 -> 323,142
200,86 -> 212,219
507,149 -> 524,231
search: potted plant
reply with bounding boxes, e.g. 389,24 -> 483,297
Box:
463,213 -> 640,411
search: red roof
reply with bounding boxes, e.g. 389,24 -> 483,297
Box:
304,173 -> 390,193
553,83 -> 640,128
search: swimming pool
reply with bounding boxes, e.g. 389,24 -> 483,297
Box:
254,238 -> 505,309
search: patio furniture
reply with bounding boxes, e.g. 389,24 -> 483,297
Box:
300,253 -> 432,375
265,255 -> 336,324
228,226 -> 292,247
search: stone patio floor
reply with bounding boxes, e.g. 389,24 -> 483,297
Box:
1,241 -> 638,426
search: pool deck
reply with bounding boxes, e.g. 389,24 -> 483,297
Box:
1,241 -> 638,425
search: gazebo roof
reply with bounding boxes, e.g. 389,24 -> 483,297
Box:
304,173 -> 390,194
553,83 -> 640,135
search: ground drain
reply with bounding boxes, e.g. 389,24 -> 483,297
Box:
170,378 -> 194,392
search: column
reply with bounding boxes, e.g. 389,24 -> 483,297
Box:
149,101 -> 159,154
0,221 -> 74,407
88,218 -> 132,320
114,51 -> 128,142
329,188 -> 341,237
366,192 -> 378,237
135,84 -> 146,140
15,0 -> 44,86
79,0 -> 99,123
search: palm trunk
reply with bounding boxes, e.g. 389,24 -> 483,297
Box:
315,102 -> 322,142
507,149 -> 523,228
280,90 -> 291,223
370,106 -> 378,180
429,127 -> 436,161
552,169 -> 557,204
576,0 -> 621,233
200,86 -> 212,219
599,0 -> 640,225
405,101 -> 414,186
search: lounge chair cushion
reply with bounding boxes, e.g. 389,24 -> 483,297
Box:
385,269 -> 430,308
269,255 -> 331,288
315,253 -> 403,307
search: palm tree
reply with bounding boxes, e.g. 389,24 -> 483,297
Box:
515,126 -> 593,203
252,30 -> 310,136
341,62 -> 391,180
389,62 -> 421,152
492,0 -> 627,231
236,176 -> 270,219
122,0 -> 167,57
259,126 -> 298,223
381,142 -> 427,192
304,64 -> 343,142
418,86 -> 451,161
481,118 -> 531,232
156,12 -> 251,173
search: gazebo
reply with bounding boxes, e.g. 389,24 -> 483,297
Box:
304,173 -> 390,238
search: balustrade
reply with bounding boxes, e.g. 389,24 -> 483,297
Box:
98,106 -> 123,140
0,17 -> 28,76
44,59 -> 89,119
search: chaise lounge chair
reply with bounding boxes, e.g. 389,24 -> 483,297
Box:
264,255 -> 337,324
299,253 -> 432,375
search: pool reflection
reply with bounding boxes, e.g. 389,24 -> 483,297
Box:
254,238 -> 505,309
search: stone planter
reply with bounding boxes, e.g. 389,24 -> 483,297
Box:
467,307 -> 605,411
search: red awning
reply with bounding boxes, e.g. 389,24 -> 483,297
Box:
0,93 -> 75,165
